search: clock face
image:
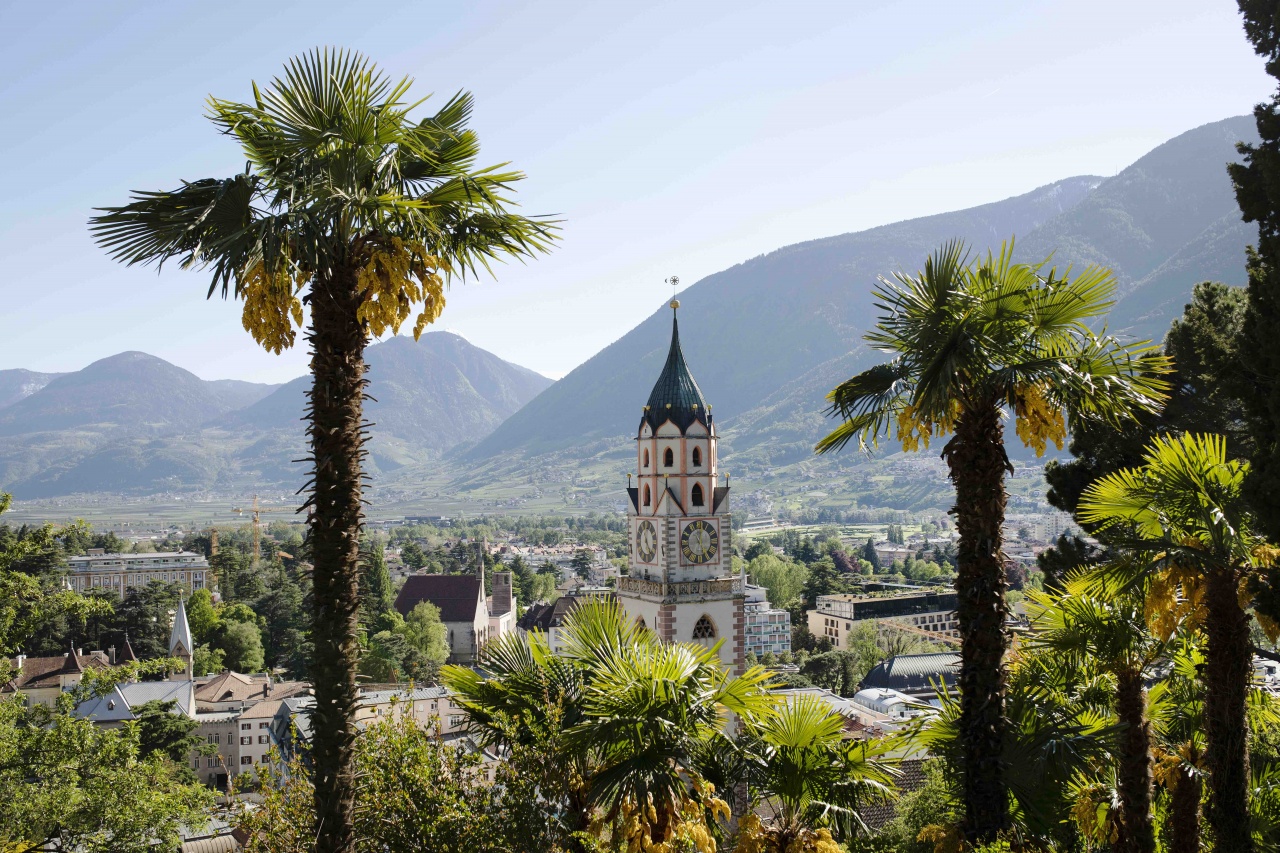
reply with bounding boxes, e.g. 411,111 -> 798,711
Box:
636,520 -> 657,563
680,519 -> 719,565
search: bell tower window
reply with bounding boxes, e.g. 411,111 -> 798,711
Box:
691,483 -> 704,506
692,447 -> 701,467
692,615 -> 716,640
643,449 -> 650,468
643,485 -> 651,506
664,448 -> 674,468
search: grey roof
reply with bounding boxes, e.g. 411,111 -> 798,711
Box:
642,312 -> 710,434
359,686 -> 450,703
860,652 -> 960,693
76,679 -> 195,721
170,598 -> 193,657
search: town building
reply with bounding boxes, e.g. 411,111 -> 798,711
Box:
614,301 -> 744,672
3,646 -> 114,706
859,651 -> 961,702
518,587 -> 615,654
394,568 -> 517,663
65,549 -> 211,598
743,583 -> 790,658
809,591 -> 959,649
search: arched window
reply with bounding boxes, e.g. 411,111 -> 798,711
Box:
692,446 -> 702,467
643,449 -> 650,468
664,448 -> 674,467
643,485 -> 651,506
692,615 -> 716,640
636,616 -> 647,630
691,483 -> 704,506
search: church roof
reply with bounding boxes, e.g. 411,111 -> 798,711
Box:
642,309 -> 710,434
169,598 -> 193,656
394,574 -> 484,624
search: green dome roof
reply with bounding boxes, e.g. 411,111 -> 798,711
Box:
642,311 -> 710,434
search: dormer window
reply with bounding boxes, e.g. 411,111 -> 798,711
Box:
691,483 -> 704,507
664,448 -> 674,468
692,447 -> 701,467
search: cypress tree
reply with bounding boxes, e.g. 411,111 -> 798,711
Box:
1230,0 -> 1280,538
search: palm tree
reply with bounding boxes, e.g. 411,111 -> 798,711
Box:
816,240 -> 1169,842
1028,567 -> 1181,853
739,694 -> 896,851
1078,433 -> 1279,853
89,49 -> 557,853
444,598 -> 775,848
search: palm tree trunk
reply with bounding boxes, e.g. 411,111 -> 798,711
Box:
943,401 -> 1011,843
1169,757 -> 1201,853
305,269 -> 368,853
1204,568 -> 1253,853
1114,667 -> 1156,853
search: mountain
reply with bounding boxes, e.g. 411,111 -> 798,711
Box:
466,117 -> 1258,475
0,333 -> 552,498
0,369 -> 64,410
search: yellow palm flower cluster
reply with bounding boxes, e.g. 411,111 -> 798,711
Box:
604,785 -> 730,853
896,403 -> 956,452
239,260 -> 305,354
916,823 -> 964,853
1013,383 -> 1066,457
355,237 -> 446,340
1145,563 -> 1204,642
1069,783 -> 1119,847
733,815 -> 841,853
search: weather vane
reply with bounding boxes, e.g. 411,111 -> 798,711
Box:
666,276 -> 680,310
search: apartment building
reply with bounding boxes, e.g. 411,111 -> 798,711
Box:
808,590 -> 959,649
743,584 -> 791,658
65,549 -> 210,597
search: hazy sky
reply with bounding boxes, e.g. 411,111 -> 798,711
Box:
0,0 -> 1273,383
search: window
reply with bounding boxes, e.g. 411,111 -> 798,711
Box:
194,760 -> 201,770
448,715 -> 466,729
692,447 -> 701,467
259,722 -> 269,729
242,723 -> 251,731
240,756 -> 253,766
643,485 -> 651,507
643,449 -> 649,468
207,758 -> 218,768
691,484 -> 704,507
208,734 -> 220,744
692,615 -> 716,640
664,448 -> 674,467
258,735 -> 269,744
241,737 -> 251,746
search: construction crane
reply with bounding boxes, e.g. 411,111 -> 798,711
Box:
231,495 -> 294,564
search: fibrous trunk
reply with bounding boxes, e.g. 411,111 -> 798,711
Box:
1204,568 -> 1253,853
1169,759 -> 1201,853
305,268 -> 367,853
943,401 -> 1011,843
1114,667 -> 1155,853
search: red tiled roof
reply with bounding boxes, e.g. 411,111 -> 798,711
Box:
3,652 -> 109,692
395,574 -> 483,623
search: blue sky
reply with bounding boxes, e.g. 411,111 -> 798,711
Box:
0,0 -> 1272,383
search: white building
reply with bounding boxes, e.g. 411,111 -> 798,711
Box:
615,301 -> 744,672
66,549 -> 210,598
809,591 -> 959,648
393,569 -> 517,664
743,583 -> 791,658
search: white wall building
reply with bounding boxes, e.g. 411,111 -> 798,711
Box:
743,583 -> 791,658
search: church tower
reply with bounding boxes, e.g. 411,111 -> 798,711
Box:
617,300 -> 744,672
168,597 -> 194,681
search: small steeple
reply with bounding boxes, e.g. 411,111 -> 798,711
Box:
119,631 -> 138,663
642,300 -> 710,434
60,642 -> 83,675
168,598 -> 193,681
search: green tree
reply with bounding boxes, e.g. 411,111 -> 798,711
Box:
1027,568 -> 1179,853
816,241 -> 1169,843
219,619 -> 266,673
186,587 -> 220,644
90,49 -> 557,853
861,538 -> 880,573
402,601 -> 449,666
748,554 -> 810,608
400,541 -> 427,570
739,694 -> 895,850
1078,433 -> 1274,853
1230,3 -> 1280,540
570,548 -> 593,579
133,699 -> 208,781
359,539 -> 394,623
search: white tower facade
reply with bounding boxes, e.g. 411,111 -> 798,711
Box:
616,301 -> 744,672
